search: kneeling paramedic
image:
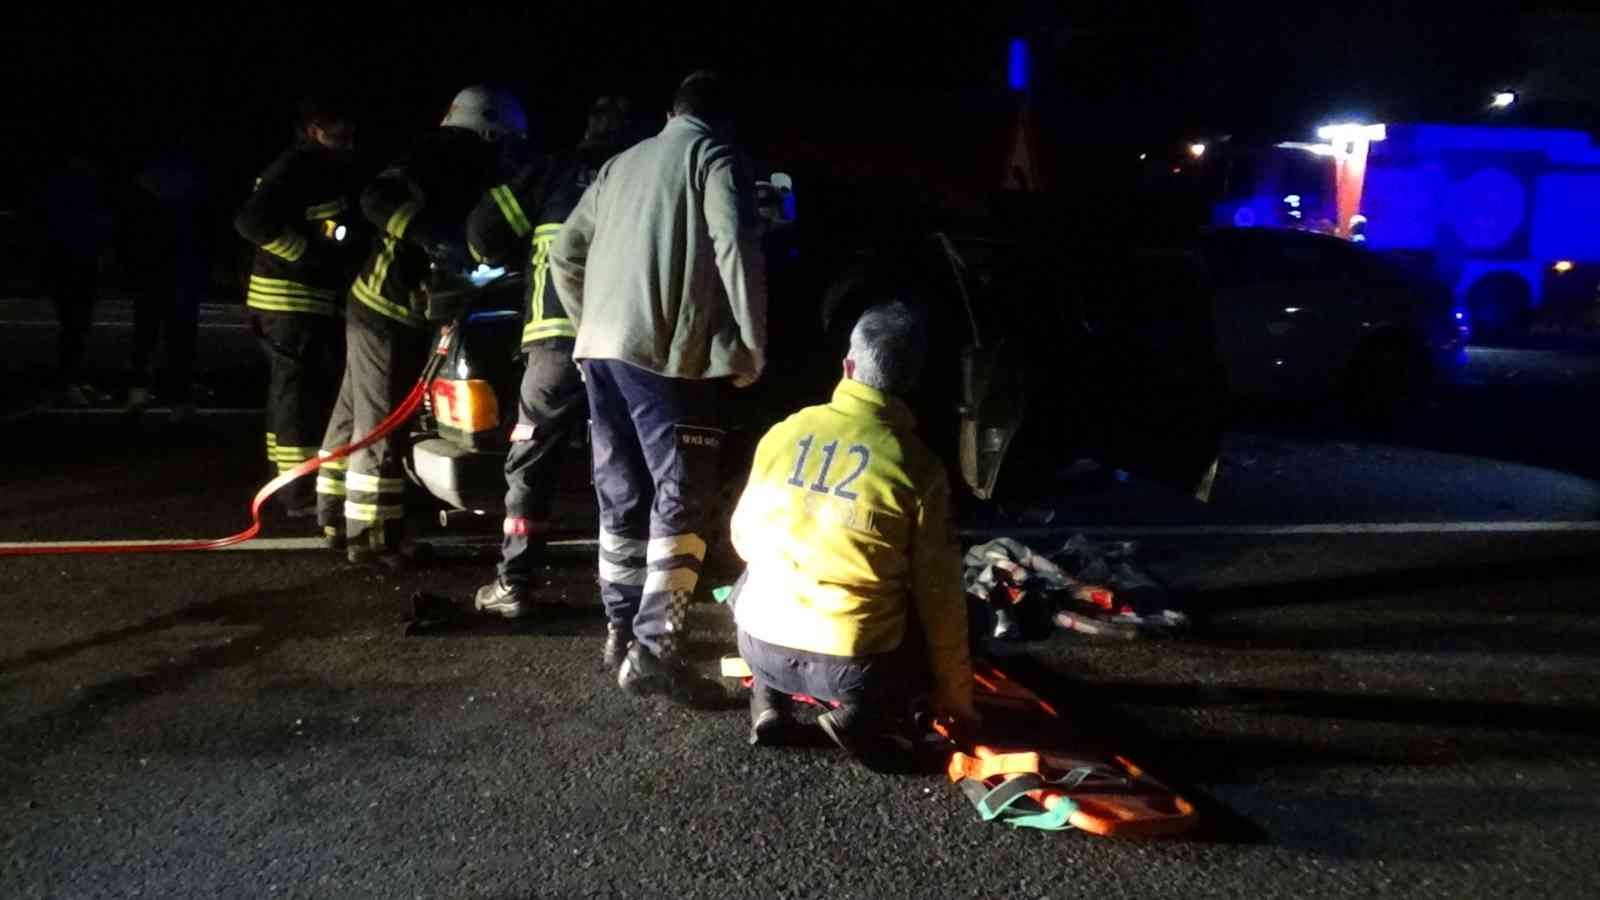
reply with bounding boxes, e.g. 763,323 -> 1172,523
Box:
729,302 -> 978,757
317,85 -> 529,566
468,96 -> 639,619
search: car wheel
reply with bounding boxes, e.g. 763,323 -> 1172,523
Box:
1343,335 -> 1425,427
1464,273 -> 1532,341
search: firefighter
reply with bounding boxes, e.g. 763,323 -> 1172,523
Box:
550,71 -> 768,694
235,98 -> 360,518
467,96 -> 641,625
729,303 -> 977,758
318,85 -> 529,565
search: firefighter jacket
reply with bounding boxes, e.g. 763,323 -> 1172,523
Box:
466,143 -> 620,349
235,143 -> 360,317
549,114 -> 767,382
348,127 -> 500,330
731,378 -> 975,713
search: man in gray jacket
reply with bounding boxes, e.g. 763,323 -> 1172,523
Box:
550,71 -> 767,698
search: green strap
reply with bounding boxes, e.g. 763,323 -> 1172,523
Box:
960,773 -> 1083,832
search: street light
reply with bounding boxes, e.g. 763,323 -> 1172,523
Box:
1188,142 -> 1207,159
1491,91 -> 1517,110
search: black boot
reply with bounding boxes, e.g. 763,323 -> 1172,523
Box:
748,685 -> 794,747
617,642 -> 697,701
602,621 -> 633,669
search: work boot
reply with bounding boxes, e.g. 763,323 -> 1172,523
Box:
748,686 -> 795,747
602,621 -> 633,669
322,526 -> 346,551
817,704 -> 914,765
474,578 -> 533,619
617,642 -> 699,701
347,539 -> 413,571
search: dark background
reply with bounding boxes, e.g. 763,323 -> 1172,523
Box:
1,0 -> 1590,293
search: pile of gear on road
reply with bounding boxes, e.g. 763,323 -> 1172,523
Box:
963,535 -> 1190,642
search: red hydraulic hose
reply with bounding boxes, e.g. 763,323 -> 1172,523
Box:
1,326 -> 453,558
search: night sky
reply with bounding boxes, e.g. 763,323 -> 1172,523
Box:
1,1 -> 1582,213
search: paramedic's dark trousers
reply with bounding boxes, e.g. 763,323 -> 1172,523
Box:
255,311 -> 343,511
582,359 -> 723,659
737,628 -> 927,717
318,317 -> 428,548
498,338 -> 586,587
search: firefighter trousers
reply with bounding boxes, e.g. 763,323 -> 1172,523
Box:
254,311 -> 343,511
317,316 -> 429,547
498,338 -> 586,588
581,359 -> 724,658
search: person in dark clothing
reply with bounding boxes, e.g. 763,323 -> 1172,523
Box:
37,154 -> 115,406
467,96 -> 641,626
318,85 -> 529,566
126,145 -> 211,422
236,97 -> 362,519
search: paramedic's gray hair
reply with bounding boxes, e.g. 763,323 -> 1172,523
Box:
847,303 -> 928,395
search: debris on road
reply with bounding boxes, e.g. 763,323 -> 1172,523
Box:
963,535 -> 1188,641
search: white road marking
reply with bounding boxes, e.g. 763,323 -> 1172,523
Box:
0,536 -> 596,553
1,321 -> 250,329
958,521 -> 1600,538
5,523 -> 1600,555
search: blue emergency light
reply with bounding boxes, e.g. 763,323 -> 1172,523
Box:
1008,39 -> 1027,91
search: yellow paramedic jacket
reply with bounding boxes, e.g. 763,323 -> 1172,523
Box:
731,378 -> 974,712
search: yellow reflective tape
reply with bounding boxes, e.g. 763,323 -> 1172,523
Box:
533,223 -> 562,236
305,198 -> 348,220
530,232 -> 554,322
386,201 -> 420,239
346,472 -> 407,494
266,432 -> 278,448
522,319 -> 577,343
351,279 -> 422,326
247,276 -> 336,300
263,232 -> 308,262
247,294 -> 336,316
344,500 -> 404,522
317,455 -> 348,472
316,476 -> 346,497
490,185 -> 532,237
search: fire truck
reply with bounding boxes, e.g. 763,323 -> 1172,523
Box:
1215,122 -> 1600,337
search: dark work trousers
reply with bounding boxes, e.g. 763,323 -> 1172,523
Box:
582,359 -> 724,658
737,627 -> 928,717
318,316 -> 429,548
254,311 -> 344,512
497,338 -> 587,588
132,275 -> 200,404
47,254 -> 97,387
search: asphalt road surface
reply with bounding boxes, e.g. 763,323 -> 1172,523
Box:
4,298 -> 1600,897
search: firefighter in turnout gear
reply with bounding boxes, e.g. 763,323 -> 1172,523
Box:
468,97 -> 640,624
236,98 -> 360,518
550,72 -> 768,694
318,85 -> 529,564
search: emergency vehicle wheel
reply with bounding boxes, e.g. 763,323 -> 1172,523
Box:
1464,273 -> 1532,340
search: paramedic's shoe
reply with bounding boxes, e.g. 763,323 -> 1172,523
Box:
748,686 -> 795,747
602,621 -> 633,669
474,578 -> 533,619
617,643 -> 697,700
818,705 -> 915,766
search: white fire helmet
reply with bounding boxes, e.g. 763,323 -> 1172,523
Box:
440,85 -> 528,143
